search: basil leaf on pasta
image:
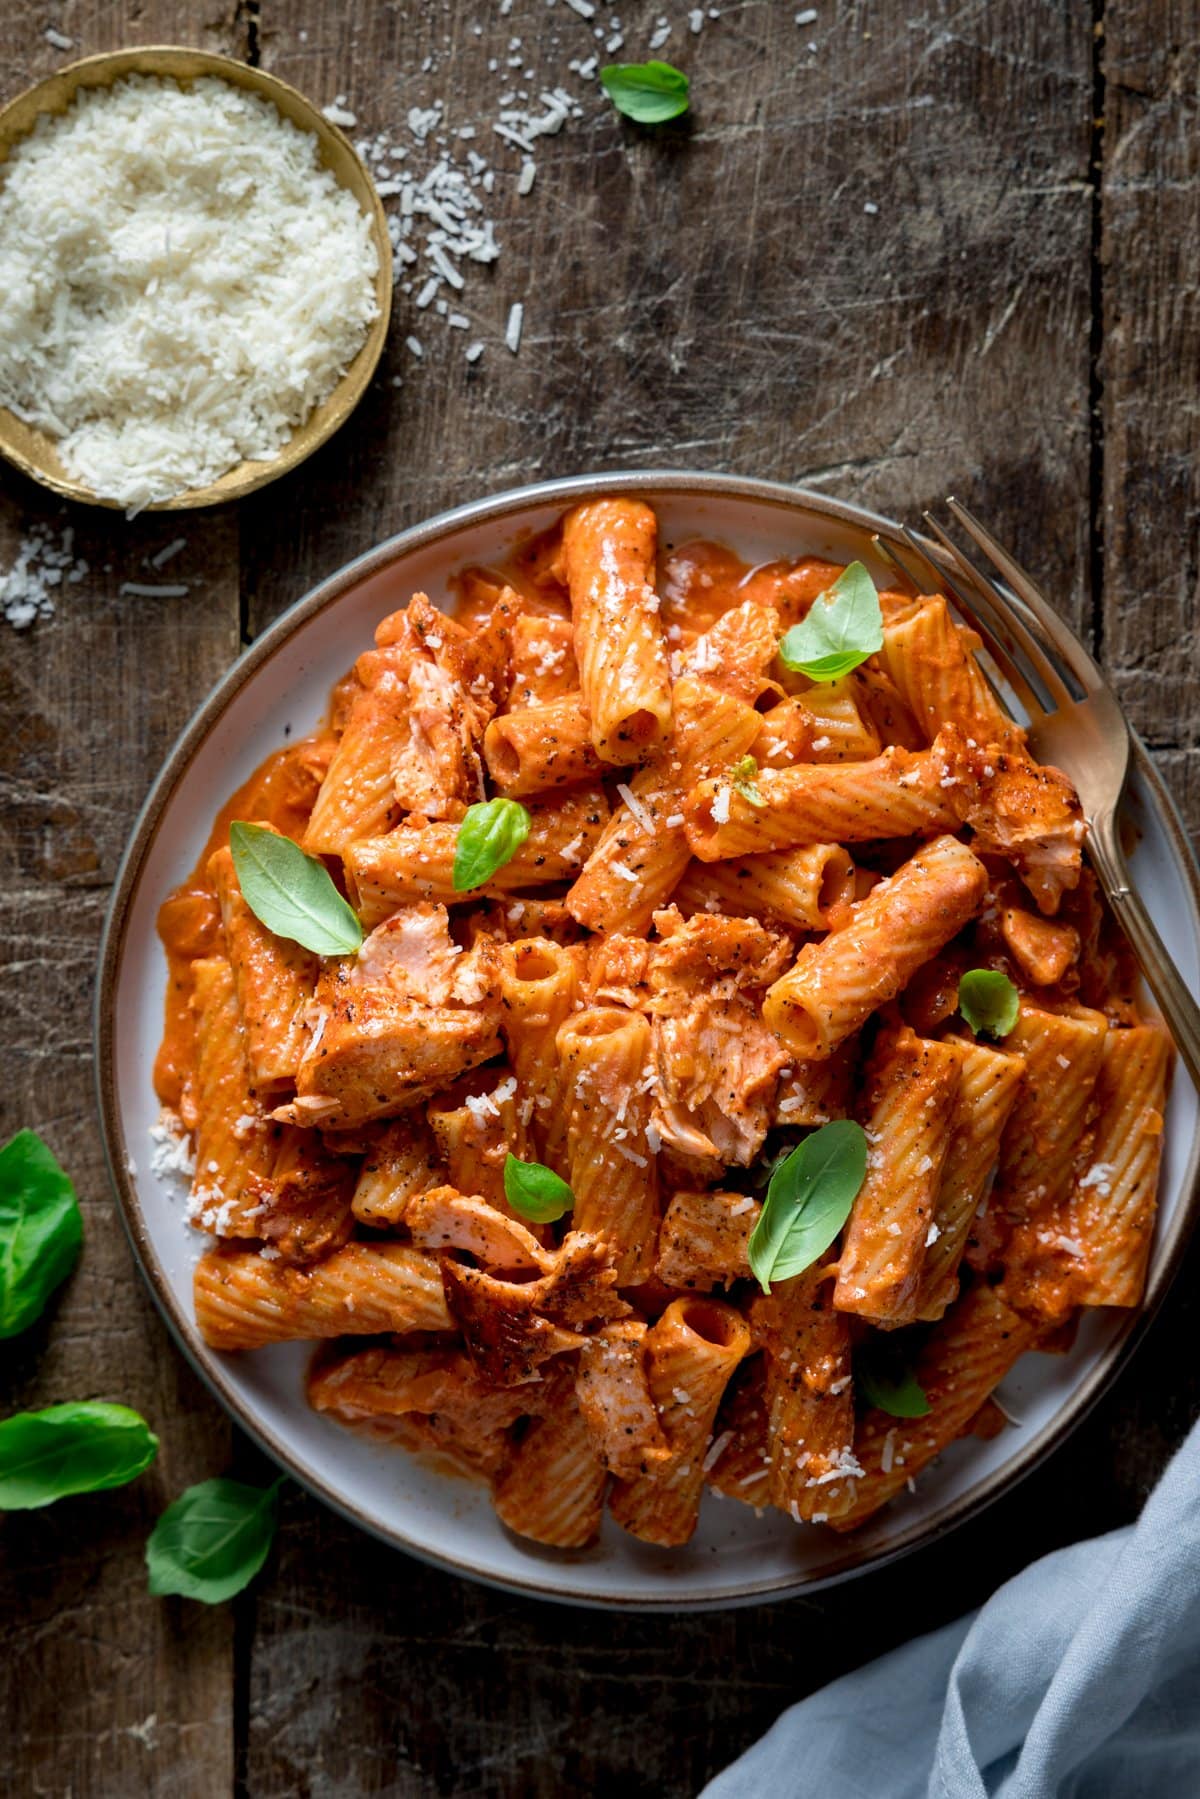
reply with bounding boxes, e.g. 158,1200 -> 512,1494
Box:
777,561 -> 884,682
147,1475 -> 284,1603
957,968 -> 1019,1039
856,1345 -> 931,1419
230,821 -> 362,956
747,1120 -> 867,1294
0,1128 -> 83,1339
600,61 -> 690,124
503,1155 -> 574,1223
729,754 -> 767,809
0,1402 -> 158,1509
452,798 -> 532,891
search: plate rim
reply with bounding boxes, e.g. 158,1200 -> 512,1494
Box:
94,468 -> 1200,1610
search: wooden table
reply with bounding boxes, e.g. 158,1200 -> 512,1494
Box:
3,2 -> 1197,1793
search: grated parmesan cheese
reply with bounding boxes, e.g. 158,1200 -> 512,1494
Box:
615,782 -> 655,834
148,1109 -> 196,1183
0,75 -> 380,509
1,521 -> 88,630
149,536 -> 187,569
702,1430 -> 733,1473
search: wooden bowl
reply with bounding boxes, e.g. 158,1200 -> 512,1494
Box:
0,46 -> 393,511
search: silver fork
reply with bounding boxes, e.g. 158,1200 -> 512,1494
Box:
872,497 -> 1200,1089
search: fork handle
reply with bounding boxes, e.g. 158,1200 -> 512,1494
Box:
1089,814 -> 1200,1091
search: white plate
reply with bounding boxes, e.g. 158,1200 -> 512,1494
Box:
96,472 -> 1200,1610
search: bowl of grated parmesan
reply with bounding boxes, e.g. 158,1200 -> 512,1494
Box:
0,47 -> 393,513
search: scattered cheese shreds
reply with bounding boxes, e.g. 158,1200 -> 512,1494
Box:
616,782 -> 655,834
149,1109 -> 196,1183
322,98 -> 359,129
1,522 -> 88,630
149,536 -> 188,569
0,75 -> 380,509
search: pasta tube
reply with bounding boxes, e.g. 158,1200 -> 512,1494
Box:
195,1243 -> 453,1349
834,1029 -> 963,1323
763,835 -> 988,1060
557,1007 -> 659,1284
685,744 -> 958,860
609,1297 -> 752,1545
561,497 -> 673,763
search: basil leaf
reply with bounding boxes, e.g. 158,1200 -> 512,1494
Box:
452,798 -> 532,892
599,60 -> 690,124
957,968 -> 1019,1039
503,1154 -> 575,1223
230,822 -> 362,957
856,1348 -> 932,1419
729,754 -> 767,809
147,1475 -> 284,1604
745,1139 -> 800,1197
0,1129 -> 83,1339
748,1119 -> 867,1294
777,561 -> 884,682
0,1402 -> 158,1509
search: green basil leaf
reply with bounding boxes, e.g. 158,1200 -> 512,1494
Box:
452,798 -> 532,892
599,60 -> 690,124
745,1140 -> 800,1197
503,1154 -> 575,1223
777,561 -> 884,682
729,754 -> 767,809
957,968 -> 1020,1039
0,1402 -> 158,1509
748,1119 -> 867,1294
147,1475 -> 284,1604
0,1129 -> 83,1339
856,1351 -> 932,1419
230,822 -> 362,957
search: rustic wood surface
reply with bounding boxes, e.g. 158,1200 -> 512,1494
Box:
1,1 -> 1197,1794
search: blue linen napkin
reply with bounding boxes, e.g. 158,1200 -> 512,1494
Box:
703,1414 -> 1200,1798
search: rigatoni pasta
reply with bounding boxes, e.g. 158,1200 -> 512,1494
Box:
561,497 -> 673,764
153,495 -> 1171,1553
557,1006 -> 659,1283
833,1028 -> 963,1323
762,835 -> 989,1060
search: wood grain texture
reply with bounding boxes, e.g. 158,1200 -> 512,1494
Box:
0,1 -> 1196,1795
1102,0 -> 1200,825
0,5 -> 243,1795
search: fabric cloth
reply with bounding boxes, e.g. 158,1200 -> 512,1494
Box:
703,1415 -> 1200,1799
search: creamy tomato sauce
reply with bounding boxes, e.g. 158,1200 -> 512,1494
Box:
155,537 -> 852,1120
154,735 -> 333,1122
